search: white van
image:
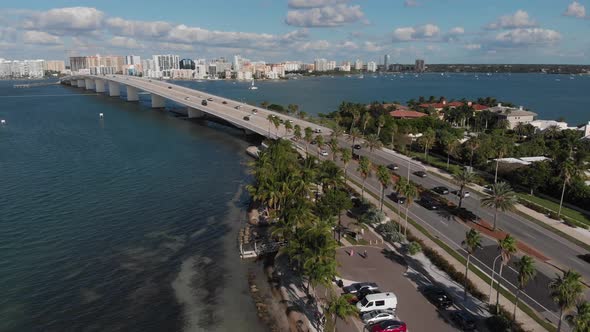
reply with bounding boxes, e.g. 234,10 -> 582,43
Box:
356,292 -> 397,313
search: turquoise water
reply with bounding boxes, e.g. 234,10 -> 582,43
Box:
0,82 -> 264,332
178,73 -> 590,125
0,73 -> 588,331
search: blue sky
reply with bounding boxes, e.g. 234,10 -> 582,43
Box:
0,0 -> 589,64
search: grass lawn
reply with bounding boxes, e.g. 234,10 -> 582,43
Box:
517,193 -> 590,228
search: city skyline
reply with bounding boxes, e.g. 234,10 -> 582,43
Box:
0,0 -> 589,64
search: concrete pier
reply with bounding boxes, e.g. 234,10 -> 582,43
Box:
77,79 -> 85,88
95,79 -> 106,93
108,81 -> 120,96
126,86 -> 139,101
84,78 -> 95,90
151,94 -> 165,108
188,107 -> 204,118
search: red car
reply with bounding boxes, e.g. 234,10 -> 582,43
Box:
371,319 -> 407,332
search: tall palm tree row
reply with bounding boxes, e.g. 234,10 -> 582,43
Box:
566,301 -> 590,332
481,182 -> 517,231
462,229 -> 481,302
453,169 -> 475,208
513,255 -> 536,322
550,270 -> 585,332
357,156 -> 372,199
376,165 -> 392,211
495,234 -> 518,314
557,151 -> 586,219
395,178 -> 418,236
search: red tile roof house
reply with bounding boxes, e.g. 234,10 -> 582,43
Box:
389,110 -> 428,119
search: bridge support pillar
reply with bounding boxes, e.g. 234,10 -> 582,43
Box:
84,78 -> 95,90
151,94 -> 165,108
77,79 -> 85,88
108,81 -> 120,96
95,79 -> 105,93
187,107 -> 204,118
71,80 -> 78,87
126,86 -> 139,101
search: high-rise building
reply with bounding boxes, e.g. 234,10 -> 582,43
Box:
367,61 -> 377,72
69,55 -> 124,74
179,59 -> 195,70
354,59 -> 363,71
153,54 -> 180,78
415,59 -> 425,72
314,58 -> 328,72
233,54 -> 242,71
44,60 -> 65,73
383,54 -> 390,71
125,55 -> 141,65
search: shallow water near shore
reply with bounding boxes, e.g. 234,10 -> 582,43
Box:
0,81 -> 265,331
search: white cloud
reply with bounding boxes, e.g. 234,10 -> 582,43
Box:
109,36 -> 143,49
288,0 -> 350,9
285,4 -> 365,27
392,24 -> 440,41
156,42 -> 195,51
564,1 -> 586,18
495,28 -> 561,46
464,43 -> 481,50
23,31 -> 62,45
106,18 -> 172,38
23,7 -> 104,33
486,10 -> 536,30
295,39 -> 331,51
404,0 -> 419,7
363,41 -> 384,52
449,27 -> 464,35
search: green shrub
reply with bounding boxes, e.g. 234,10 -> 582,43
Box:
407,241 -> 422,255
486,305 -> 526,332
376,223 -> 404,243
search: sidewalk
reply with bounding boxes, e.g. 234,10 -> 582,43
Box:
347,180 -> 548,332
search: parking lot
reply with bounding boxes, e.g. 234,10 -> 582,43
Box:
335,245 -> 459,332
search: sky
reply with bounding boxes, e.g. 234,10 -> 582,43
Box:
0,0 -> 589,64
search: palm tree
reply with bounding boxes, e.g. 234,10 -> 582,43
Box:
287,103 -> 299,115
331,126 -> 344,140
349,108 -> 360,133
364,134 -> 383,152
377,165 -> 392,211
357,156 -> 372,199
513,255 -> 536,322
419,128 -> 436,160
316,134 -> 325,157
284,121 -> 293,136
388,122 -> 398,149
444,137 -> 459,170
567,301 -> 590,332
550,270 -> 585,332
361,112 -> 372,134
340,148 -> 352,181
396,178 -> 418,237
454,169 -> 475,208
557,153 -> 585,219
260,100 -> 269,109
481,182 -> 517,231
461,229 -> 481,302
293,124 -> 302,141
494,139 -> 511,183
266,114 -> 274,137
467,137 -> 480,167
348,127 -> 362,150
272,116 -> 281,137
376,115 -> 386,137
495,234 -> 518,314
326,293 -> 358,330
328,138 -> 339,161
304,127 -> 314,153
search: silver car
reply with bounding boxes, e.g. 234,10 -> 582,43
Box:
361,310 -> 396,325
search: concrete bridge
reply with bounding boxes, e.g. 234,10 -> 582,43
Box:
61,74 -> 331,139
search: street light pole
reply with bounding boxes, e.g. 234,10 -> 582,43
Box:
489,254 -> 502,304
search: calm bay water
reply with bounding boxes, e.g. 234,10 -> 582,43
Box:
0,73 -> 588,331
178,73 -> 590,125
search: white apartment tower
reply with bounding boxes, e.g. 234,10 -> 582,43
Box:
153,54 -> 180,78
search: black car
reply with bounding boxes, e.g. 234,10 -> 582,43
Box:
387,164 -> 399,171
243,116 -> 250,121
450,310 -> 477,331
201,100 -> 207,106
342,282 -> 379,295
388,193 -> 406,204
168,86 -> 172,89
418,196 -> 439,210
353,144 -> 362,150
432,186 -> 449,195
222,101 -> 227,104
423,285 -> 453,309
414,171 -> 427,178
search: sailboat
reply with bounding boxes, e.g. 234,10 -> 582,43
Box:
249,79 -> 258,90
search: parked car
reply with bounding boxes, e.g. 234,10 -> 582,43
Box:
449,310 -> 477,331
357,293 -> 397,313
422,285 -> 453,309
168,86 -> 172,89
452,190 -> 471,198
361,310 -> 396,325
418,196 -> 439,210
184,97 -> 190,100
370,319 -> 407,332
387,164 -> 399,171
243,116 -> 250,121
320,150 -> 329,156
347,289 -> 381,305
222,101 -> 227,104
353,144 -> 362,150
235,105 -> 241,109
432,186 -> 450,195
201,100 -> 207,106
388,193 -> 406,205
413,171 -> 427,178
252,109 -> 258,114
343,282 -> 379,295
314,128 -> 322,133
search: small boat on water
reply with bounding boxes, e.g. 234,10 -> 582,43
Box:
249,80 -> 258,90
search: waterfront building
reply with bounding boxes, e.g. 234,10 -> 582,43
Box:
179,59 -> 196,70
69,55 -> 125,74
354,59 -> 363,71
327,61 -> 336,71
282,61 -> 302,72
44,60 -> 65,73
487,104 -> 537,129
195,64 -> 207,79
383,54 -> 390,71
415,59 -> 425,72
122,64 -> 142,76
529,120 -> 571,132
314,58 -> 328,72
367,61 -> 377,72
125,55 -> 141,65
0,59 -> 46,78
153,54 -> 180,78
339,62 -> 351,72
233,54 -> 242,71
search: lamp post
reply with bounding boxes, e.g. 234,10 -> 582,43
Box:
489,254 -> 502,304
